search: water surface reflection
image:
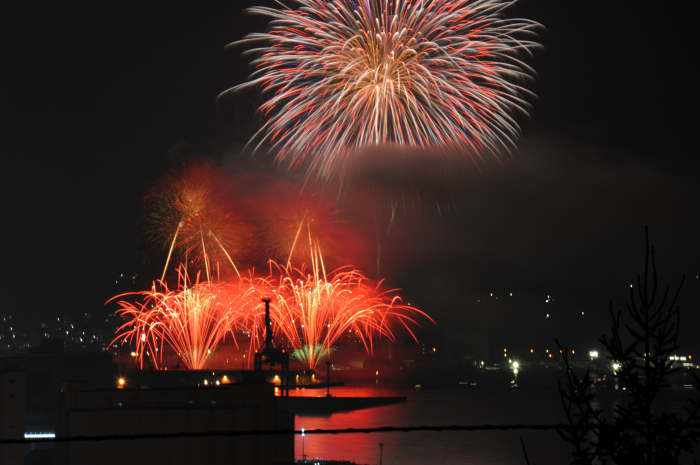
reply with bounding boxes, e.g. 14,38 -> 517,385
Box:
291,374 -> 570,465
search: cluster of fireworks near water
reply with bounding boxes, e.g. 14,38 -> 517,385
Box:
110,0 -> 540,371
110,164 -> 433,371
111,261 -> 428,371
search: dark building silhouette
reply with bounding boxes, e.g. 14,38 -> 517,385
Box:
0,341 -> 294,465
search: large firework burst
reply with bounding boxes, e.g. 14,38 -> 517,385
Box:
227,0 -> 541,179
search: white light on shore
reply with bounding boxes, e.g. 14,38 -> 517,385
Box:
24,432 -> 56,439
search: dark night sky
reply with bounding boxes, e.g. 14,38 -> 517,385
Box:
2,1 -> 698,354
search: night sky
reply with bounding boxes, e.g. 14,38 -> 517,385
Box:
4,1 -> 699,354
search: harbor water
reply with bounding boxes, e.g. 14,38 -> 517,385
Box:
291,368 -> 698,465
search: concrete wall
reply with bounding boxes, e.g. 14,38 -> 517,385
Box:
57,384 -> 293,465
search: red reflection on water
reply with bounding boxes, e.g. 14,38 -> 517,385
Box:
292,383 -> 414,463
289,378 -> 574,465
295,408 -> 405,463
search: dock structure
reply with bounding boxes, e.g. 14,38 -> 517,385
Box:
254,297 -> 290,396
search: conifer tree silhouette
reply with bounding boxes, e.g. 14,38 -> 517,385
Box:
557,229 -> 700,465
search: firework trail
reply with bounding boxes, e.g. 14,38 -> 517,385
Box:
257,183 -> 345,267
141,161 -> 246,281
226,0 -> 541,180
110,267 -> 261,370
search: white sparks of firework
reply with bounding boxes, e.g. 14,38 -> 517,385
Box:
224,0 -> 542,179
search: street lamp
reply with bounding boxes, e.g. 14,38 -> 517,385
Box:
301,427 -> 305,461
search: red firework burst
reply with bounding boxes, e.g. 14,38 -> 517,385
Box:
253,261 -> 433,369
110,266 -> 261,370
